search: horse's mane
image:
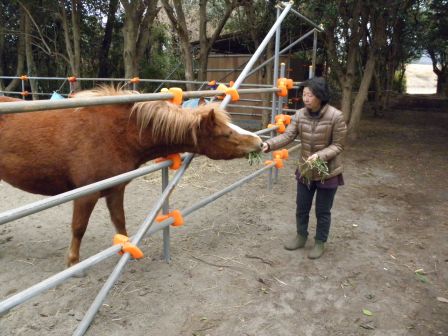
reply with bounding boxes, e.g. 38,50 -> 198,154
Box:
74,86 -> 230,145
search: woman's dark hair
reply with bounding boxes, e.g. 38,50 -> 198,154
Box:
301,77 -> 331,105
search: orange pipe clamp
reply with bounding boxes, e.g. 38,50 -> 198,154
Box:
20,75 -> 29,81
265,158 -> 284,169
113,234 -> 144,259
168,87 -> 183,105
225,87 -> 239,101
154,153 -> 182,170
275,114 -> 292,125
20,91 -> 29,97
267,121 -> 286,134
130,76 -> 140,84
216,84 -> 239,101
276,78 -> 293,97
273,148 -> 289,160
67,76 -> 77,83
216,83 -> 228,99
156,209 -> 184,227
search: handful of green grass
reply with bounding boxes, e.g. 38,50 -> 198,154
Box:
298,157 -> 329,184
247,151 -> 263,166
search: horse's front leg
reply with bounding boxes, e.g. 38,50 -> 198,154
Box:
105,185 -> 128,237
67,193 -> 100,267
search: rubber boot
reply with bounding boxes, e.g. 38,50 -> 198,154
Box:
284,234 -> 307,250
308,239 -> 325,259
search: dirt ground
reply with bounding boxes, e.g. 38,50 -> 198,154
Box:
0,98 -> 447,336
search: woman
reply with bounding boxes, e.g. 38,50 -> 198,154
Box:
262,77 -> 347,259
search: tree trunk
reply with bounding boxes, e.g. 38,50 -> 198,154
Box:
197,0 -> 235,83
198,48 -> 209,82
5,11 -> 26,92
180,38 -> 195,90
161,0 -> 195,91
97,0 -> 119,78
340,84 -> 353,123
436,71 -> 448,96
243,0 -> 260,52
372,67 -> 382,116
71,0 -> 81,77
348,54 -> 376,139
24,9 -> 38,100
197,0 -> 208,82
122,5 -> 138,78
60,0 -> 81,90
121,0 -> 159,80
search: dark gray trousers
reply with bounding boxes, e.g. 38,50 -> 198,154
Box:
296,181 -> 337,242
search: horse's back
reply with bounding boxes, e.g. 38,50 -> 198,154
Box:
0,100 -> 136,195
0,96 -> 22,102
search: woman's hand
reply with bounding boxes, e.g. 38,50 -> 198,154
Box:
306,153 -> 319,162
262,142 -> 269,153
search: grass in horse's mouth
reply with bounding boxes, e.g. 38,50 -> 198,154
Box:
247,151 -> 263,165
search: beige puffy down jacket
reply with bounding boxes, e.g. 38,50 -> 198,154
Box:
265,104 -> 347,180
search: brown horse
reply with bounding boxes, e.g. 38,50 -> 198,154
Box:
0,87 -> 262,266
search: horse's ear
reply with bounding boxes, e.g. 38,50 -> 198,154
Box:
201,108 -> 216,130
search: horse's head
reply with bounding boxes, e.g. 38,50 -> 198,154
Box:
131,100 -> 262,159
194,106 -> 263,160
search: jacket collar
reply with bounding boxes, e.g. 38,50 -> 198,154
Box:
304,104 -> 329,119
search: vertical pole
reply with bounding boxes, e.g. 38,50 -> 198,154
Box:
21,77 -> 26,100
311,29 -> 317,78
162,167 -> 170,262
268,6 -> 281,191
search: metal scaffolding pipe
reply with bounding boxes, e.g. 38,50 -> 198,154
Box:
0,243 -> 124,314
0,91 -> 55,96
228,103 -> 297,113
181,144 -> 300,217
0,76 -> 288,89
246,29 -> 315,78
221,3 -> 292,107
0,88 -> 279,114
0,160 -> 174,226
255,125 -> 278,135
278,4 -> 324,32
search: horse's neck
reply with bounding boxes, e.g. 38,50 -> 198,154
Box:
125,124 -> 196,164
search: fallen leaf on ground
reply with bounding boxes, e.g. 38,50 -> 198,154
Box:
362,309 -> 373,316
415,273 -> 429,283
437,297 -> 448,303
